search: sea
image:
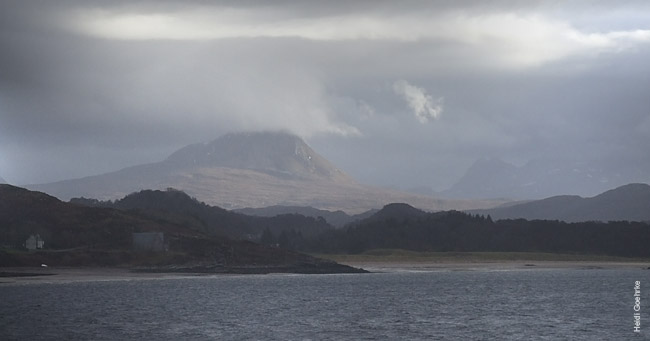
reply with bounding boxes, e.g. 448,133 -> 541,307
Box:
1,268 -> 649,340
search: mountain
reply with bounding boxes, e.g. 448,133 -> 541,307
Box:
165,131 -> 351,182
0,176 -> 5,184
234,205 -> 376,228
443,157 -> 650,200
30,131 -> 505,213
0,184 -> 363,273
469,183 -> 650,222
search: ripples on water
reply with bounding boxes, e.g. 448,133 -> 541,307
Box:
1,269 -> 648,340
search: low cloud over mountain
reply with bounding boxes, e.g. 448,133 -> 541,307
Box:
443,157 -> 650,200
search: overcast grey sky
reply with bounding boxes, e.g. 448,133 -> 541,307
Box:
1,0 -> 649,191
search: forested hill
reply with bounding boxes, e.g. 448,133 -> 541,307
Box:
305,203 -> 650,258
71,188 -> 333,241
0,184 -> 363,273
234,205 -> 377,228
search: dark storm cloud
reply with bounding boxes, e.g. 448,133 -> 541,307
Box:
1,0 -> 649,192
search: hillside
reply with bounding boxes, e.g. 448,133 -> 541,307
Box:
0,184 -> 364,273
469,183 -> 650,222
29,131 -> 506,213
72,188 -> 334,242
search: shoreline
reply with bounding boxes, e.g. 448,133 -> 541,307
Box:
338,260 -> 650,273
2,259 -> 649,285
0,261 -> 367,285
313,251 -> 650,271
0,267 -> 211,285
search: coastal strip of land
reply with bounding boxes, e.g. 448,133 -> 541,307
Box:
3,251 -> 649,284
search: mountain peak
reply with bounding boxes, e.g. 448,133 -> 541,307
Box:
471,182 -> 650,222
166,131 -> 351,181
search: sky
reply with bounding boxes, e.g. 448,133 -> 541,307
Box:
1,0 -> 649,192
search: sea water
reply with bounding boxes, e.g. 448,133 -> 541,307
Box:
1,268 -> 649,340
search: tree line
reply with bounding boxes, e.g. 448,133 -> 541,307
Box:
274,210 -> 650,258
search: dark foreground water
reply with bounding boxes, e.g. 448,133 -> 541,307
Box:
1,268 -> 649,340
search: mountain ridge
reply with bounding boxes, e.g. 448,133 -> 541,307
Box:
165,131 -> 352,182
29,131 -> 506,213
469,183 -> 650,222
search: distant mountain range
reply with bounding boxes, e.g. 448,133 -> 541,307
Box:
442,157 -> 650,200
239,183 -> 650,225
29,131 -> 504,213
469,183 -> 650,222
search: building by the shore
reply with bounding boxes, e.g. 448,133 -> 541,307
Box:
25,234 -> 44,250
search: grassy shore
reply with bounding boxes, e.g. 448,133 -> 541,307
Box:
313,249 -> 650,264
